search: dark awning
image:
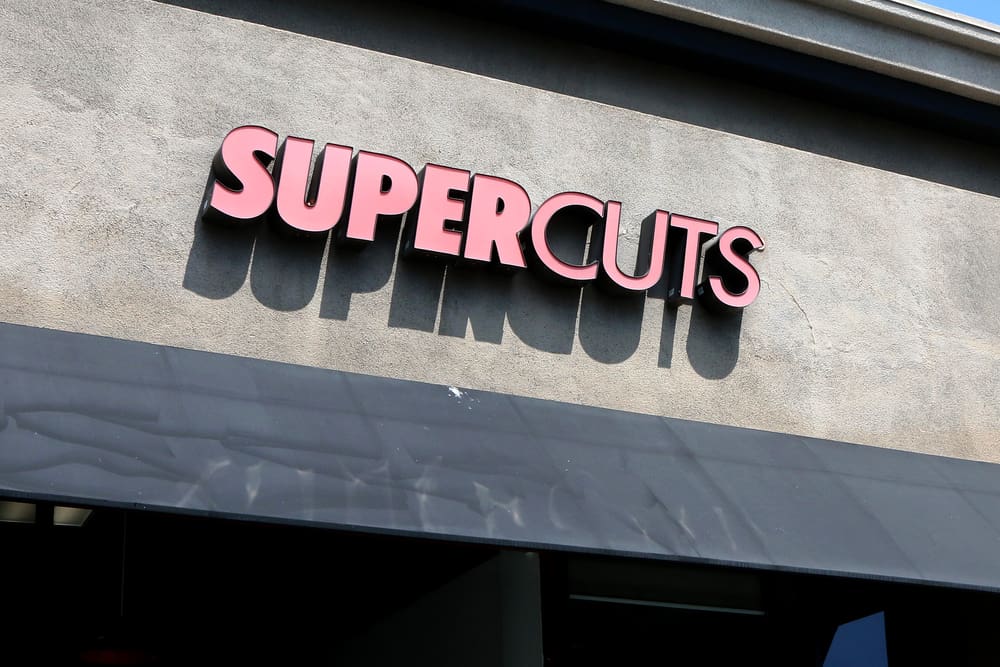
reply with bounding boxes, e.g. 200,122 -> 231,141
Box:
1,321 -> 998,590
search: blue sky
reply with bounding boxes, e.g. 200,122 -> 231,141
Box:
925,0 -> 1000,25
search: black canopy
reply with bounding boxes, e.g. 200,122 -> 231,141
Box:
2,321 -> 998,590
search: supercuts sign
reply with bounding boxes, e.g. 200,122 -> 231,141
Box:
203,125 -> 764,312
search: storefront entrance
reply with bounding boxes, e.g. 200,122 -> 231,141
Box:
2,501 -> 995,665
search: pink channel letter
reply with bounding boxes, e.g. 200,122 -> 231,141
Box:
464,174 -> 531,268
530,192 -> 602,282
601,204 -> 669,292
412,164 -> 469,257
670,214 -> 719,300
273,137 -> 353,234
206,125 -> 278,223
345,151 -> 419,242
707,226 -> 765,308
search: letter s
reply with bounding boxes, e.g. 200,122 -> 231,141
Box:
202,125 -> 279,225
697,226 -> 765,312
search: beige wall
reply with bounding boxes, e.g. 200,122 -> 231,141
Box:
1,0 -> 998,461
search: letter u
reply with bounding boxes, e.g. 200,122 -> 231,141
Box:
598,204 -> 669,293
272,136 -> 353,234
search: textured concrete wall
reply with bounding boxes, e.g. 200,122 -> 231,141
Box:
1,0 -> 998,461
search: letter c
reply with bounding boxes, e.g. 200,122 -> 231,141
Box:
529,192 -> 602,283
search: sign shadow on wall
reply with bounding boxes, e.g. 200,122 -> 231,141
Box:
183,173 -> 744,378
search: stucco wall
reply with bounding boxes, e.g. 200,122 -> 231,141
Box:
1,0 -> 998,461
